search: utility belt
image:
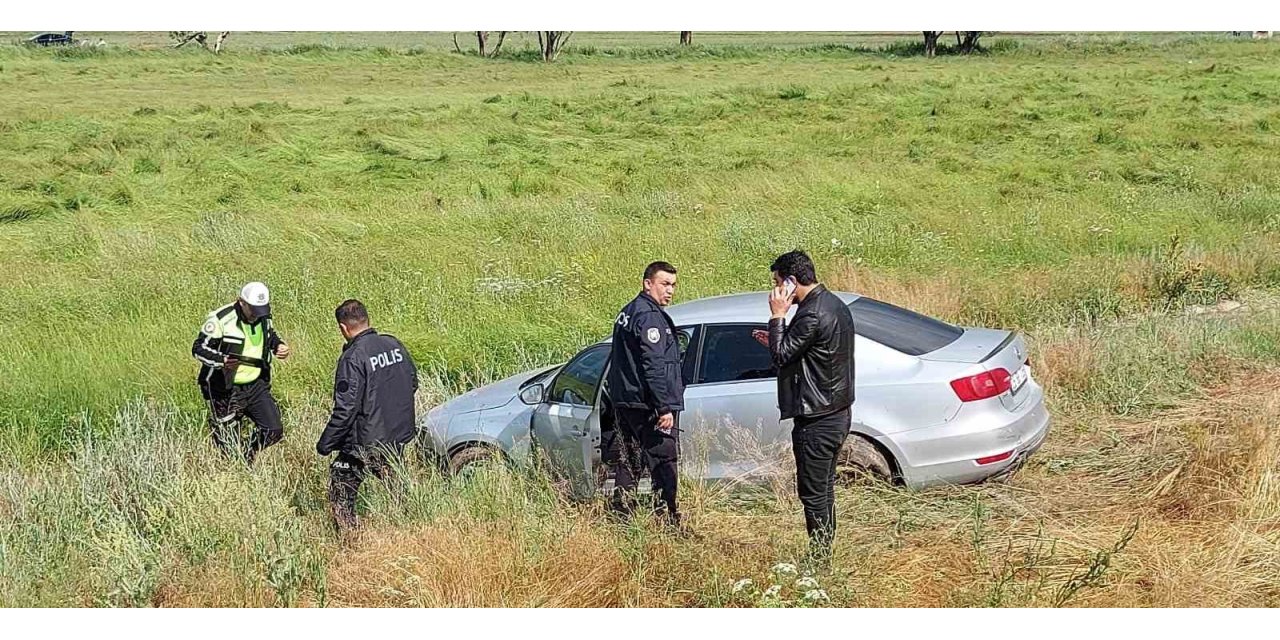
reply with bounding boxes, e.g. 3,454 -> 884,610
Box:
203,353 -> 269,395
231,354 -> 267,368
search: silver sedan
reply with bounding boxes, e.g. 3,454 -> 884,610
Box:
418,291 -> 1051,495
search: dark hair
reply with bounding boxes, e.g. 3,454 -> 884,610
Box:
643,260 -> 677,281
770,250 -> 817,285
335,299 -> 369,327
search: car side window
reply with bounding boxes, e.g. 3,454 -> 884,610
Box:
695,324 -> 775,385
678,326 -> 699,386
548,345 -> 609,406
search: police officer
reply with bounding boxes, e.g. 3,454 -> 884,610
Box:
192,281 -> 291,464
316,299 -> 419,534
606,261 -> 685,527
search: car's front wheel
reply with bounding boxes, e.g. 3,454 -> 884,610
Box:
448,444 -> 503,476
837,435 -> 894,484
413,430 -> 443,470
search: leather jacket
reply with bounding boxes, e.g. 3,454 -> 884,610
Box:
768,284 -> 856,420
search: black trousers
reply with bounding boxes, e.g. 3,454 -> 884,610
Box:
792,408 -> 851,552
610,407 -> 681,523
201,378 -> 283,463
329,444 -> 403,532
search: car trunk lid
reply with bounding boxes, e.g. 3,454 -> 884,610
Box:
922,328 -> 1032,411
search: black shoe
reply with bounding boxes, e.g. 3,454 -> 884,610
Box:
608,493 -> 637,519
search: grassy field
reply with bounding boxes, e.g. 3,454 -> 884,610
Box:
1,31 -> 1235,52
1,32 -> 1278,607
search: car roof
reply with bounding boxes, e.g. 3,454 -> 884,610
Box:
589,290 -> 863,345
665,290 -> 861,326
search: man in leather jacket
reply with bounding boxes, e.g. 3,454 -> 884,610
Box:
765,250 -> 856,560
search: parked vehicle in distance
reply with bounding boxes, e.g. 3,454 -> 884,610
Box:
27,32 -> 75,46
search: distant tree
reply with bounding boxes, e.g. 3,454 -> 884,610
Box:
922,31 -> 943,57
958,31 -> 983,54
922,30 -> 984,57
680,31 -> 693,46
170,31 -> 230,54
452,31 -> 509,57
485,31 -> 508,56
170,31 -> 207,49
537,31 -> 572,62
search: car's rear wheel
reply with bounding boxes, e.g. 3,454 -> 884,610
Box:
837,435 -> 893,484
448,444 -> 503,476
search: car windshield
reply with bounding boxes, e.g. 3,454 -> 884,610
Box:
547,346 -> 609,406
849,297 -> 963,356
520,366 -> 559,389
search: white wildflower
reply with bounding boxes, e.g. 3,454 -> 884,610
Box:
762,585 -> 782,599
732,579 -> 753,593
474,276 -> 529,296
771,562 -> 798,577
803,589 -> 830,601
795,577 -> 820,590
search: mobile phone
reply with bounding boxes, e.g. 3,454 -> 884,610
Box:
782,276 -> 797,298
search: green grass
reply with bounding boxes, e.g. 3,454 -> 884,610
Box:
0,33 -> 1279,606
2,34 -> 1278,452
0,31 -> 1242,53
4,303 -> 1277,605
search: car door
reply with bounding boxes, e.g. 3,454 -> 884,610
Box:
530,344 -> 609,499
680,323 -> 784,481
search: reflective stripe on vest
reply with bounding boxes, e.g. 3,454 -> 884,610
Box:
218,313 -> 267,385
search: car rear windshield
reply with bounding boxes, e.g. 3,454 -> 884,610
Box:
848,297 -> 963,356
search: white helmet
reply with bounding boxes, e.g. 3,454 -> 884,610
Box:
239,281 -> 271,317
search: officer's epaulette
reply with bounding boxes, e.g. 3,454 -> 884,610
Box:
213,303 -> 237,320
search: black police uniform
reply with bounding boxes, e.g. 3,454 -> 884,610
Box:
316,328 -> 419,532
191,302 -> 287,463
606,291 -> 685,523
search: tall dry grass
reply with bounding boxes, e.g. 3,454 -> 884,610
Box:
2,311 -> 1278,606
3,36 -> 1280,606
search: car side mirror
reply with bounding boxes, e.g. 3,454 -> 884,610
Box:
519,383 -> 545,406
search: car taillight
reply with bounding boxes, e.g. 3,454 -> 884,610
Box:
950,368 -> 1012,402
975,450 -> 1014,465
